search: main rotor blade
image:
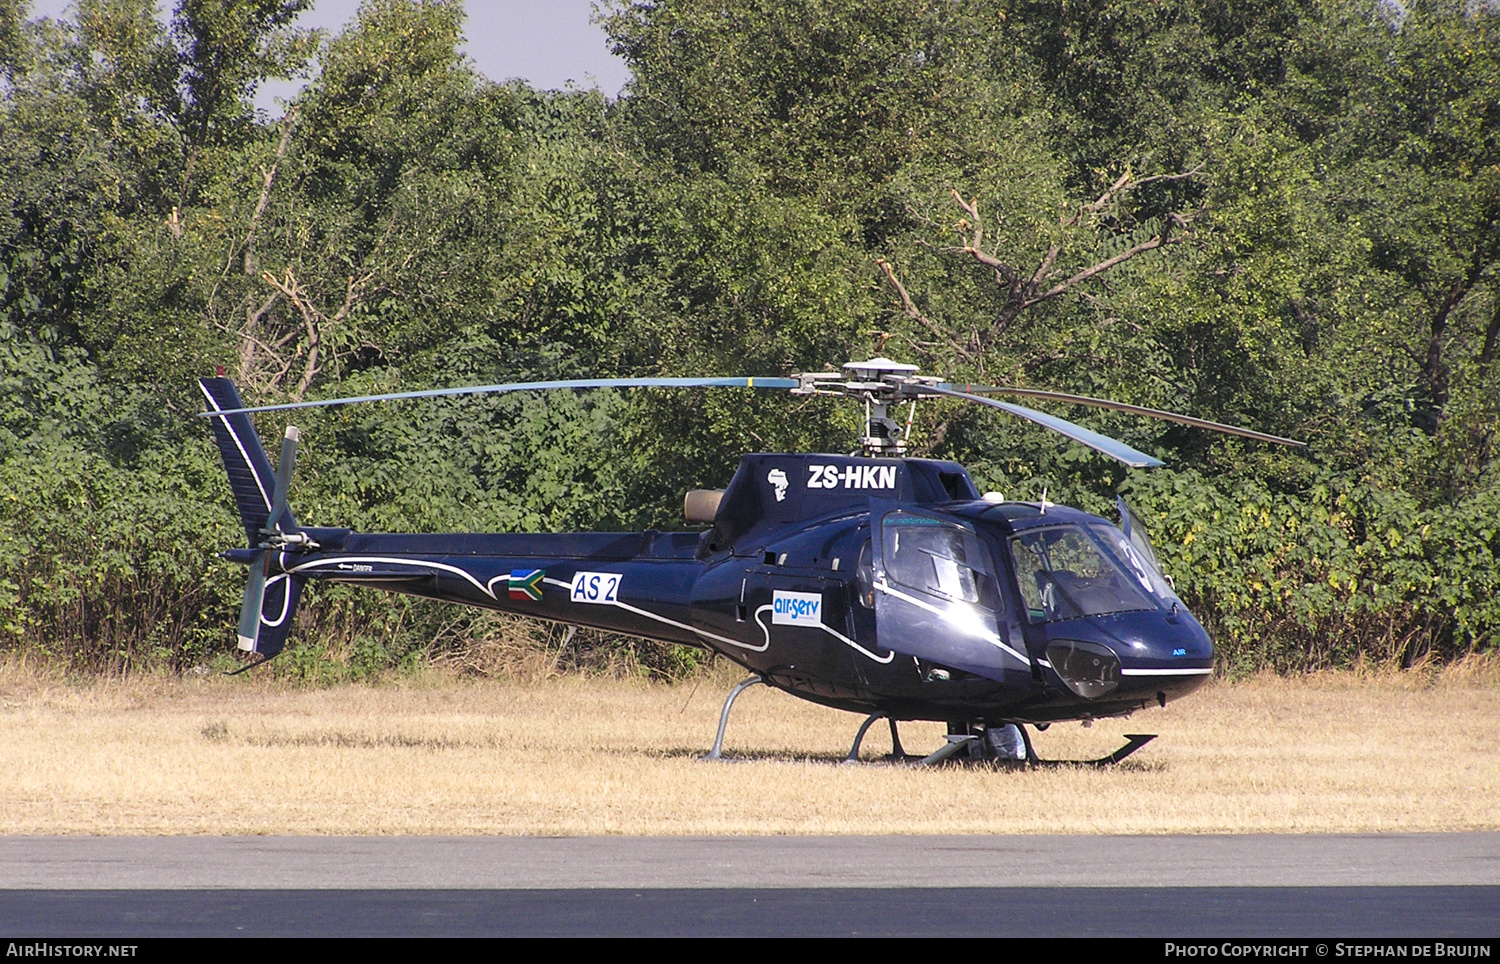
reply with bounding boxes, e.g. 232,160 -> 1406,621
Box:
938,384 -> 1305,448
925,385 -> 1165,468
199,377 -> 801,417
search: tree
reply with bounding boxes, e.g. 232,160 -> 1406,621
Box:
877,170 -> 1204,375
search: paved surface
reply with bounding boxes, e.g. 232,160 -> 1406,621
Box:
1,834 -> 1497,889
3,886 -> 1497,937
4,836 -> 1496,936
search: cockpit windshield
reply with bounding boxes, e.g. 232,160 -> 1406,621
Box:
1087,523 -> 1179,606
1008,524 -> 1157,623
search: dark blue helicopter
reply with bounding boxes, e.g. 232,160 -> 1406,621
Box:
199,358 -> 1302,765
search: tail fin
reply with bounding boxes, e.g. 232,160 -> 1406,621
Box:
199,377 -> 304,660
198,377 -> 297,544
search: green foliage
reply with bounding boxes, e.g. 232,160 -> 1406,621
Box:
0,325 -> 244,669
173,0 -> 318,151
1,0 -> 1496,675
1125,468 -> 1500,672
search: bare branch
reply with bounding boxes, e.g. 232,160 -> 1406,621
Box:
888,168 -> 1204,366
1071,169 -> 1132,225
244,113 -> 297,277
238,290 -> 280,377
296,312 -> 321,398
259,267 -> 321,396
1027,241 -> 1063,294
207,314 -> 282,360
330,272 -> 374,324
247,290 -> 279,328
1070,165 -> 1203,226
945,190 -> 1018,281
257,265 -> 377,398
1031,224 -> 1177,305
876,257 -> 972,359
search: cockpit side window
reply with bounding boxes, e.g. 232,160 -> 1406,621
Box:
881,513 -> 999,610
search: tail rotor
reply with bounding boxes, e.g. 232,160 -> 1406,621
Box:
235,426 -> 301,654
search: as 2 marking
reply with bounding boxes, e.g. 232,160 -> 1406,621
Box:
570,572 -> 621,604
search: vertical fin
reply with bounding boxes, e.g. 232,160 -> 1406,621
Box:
200,377 -> 306,662
198,378 -> 297,545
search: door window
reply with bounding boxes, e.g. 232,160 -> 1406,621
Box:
880,513 -> 999,610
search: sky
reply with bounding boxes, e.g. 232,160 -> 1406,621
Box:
25,0 -> 635,107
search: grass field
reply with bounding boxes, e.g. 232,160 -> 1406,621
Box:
0,659 -> 1496,835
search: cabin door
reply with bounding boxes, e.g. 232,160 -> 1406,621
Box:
870,506 -> 1028,680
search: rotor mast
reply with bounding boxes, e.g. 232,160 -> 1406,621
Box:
792,358 -> 938,457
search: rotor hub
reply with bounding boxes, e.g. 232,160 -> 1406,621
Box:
791,358 -> 942,456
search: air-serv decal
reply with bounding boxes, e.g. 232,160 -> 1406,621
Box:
771,590 -> 821,625
757,590 -> 893,664
807,463 -> 897,490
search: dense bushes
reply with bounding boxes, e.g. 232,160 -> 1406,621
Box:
2,1 -> 1496,676
1127,471 -> 1500,673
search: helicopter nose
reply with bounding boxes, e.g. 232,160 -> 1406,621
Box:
1045,639 -> 1120,699
1039,612 -> 1213,699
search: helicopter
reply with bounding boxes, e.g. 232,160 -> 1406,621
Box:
198,358 -> 1303,766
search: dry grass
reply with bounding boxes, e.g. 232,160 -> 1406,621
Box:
0,657 -> 1496,835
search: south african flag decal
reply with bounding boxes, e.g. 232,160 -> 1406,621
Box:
508,569 -> 545,601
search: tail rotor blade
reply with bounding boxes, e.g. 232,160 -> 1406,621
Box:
267,426 -> 299,532
237,550 -> 269,652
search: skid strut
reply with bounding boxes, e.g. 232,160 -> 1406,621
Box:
702,675 -> 765,761
844,712 -> 909,762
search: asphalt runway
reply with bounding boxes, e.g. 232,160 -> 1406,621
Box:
2,835 -> 1497,937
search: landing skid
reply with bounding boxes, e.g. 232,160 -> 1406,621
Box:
845,716 -> 1157,768
704,685 -> 1155,768
1049,732 -> 1157,768
913,728 -> 1157,768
